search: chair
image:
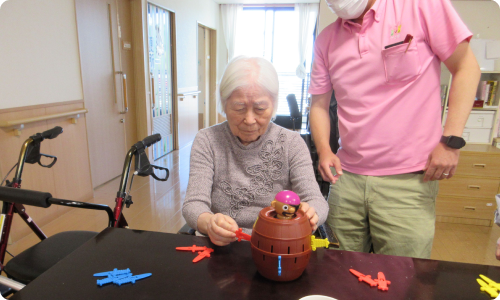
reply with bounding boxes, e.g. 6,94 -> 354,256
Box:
274,94 -> 303,131
286,94 -> 302,131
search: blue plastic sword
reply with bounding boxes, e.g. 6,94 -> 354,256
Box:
114,273 -> 152,286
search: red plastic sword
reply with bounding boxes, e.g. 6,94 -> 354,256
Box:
176,245 -> 209,253
234,228 -> 251,242
193,248 -> 214,263
374,272 -> 391,291
349,269 -> 378,287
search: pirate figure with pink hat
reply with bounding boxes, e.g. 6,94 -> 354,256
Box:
271,191 -> 301,220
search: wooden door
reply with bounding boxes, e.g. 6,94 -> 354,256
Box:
76,0 -> 127,188
147,3 -> 175,160
198,25 -> 216,130
198,26 -> 206,130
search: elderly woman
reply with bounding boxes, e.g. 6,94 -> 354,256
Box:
182,56 -> 328,246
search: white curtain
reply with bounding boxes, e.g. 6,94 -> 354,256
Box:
220,4 -> 243,61
295,3 -> 319,79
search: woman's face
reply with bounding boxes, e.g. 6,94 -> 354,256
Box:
225,87 -> 274,145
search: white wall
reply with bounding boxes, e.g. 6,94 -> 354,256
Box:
0,0 -> 83,110
452,1 -> 500,71
318,0 -> 337,34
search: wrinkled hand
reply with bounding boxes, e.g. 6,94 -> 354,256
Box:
318,150 -> 343,184
496,238 -> 500,260
299,202 -> 319,232
423,143 -> 460,182
206,213 -> 238,246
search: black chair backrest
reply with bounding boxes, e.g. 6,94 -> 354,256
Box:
286,94 -> 301,119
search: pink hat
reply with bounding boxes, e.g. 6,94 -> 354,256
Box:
274,190 -> 300,206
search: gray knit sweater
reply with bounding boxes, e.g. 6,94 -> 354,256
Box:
182,121 -> 329,234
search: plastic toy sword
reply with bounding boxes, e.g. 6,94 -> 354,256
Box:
114,273 -> 152,286
310,236 -> 330,251
176,245 -> 209,252
480,274 -> 500,290
94,268 -> 131,277
193,248 -> 214,263
477,278 -> 500,298
349,269 -> 378,287
374,272 -> 391,291
234,228 -> 251,242
97,274 -> 130,286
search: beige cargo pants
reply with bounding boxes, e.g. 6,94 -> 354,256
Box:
327,170 -> 439,259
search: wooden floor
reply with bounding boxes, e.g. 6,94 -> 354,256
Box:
5,144 -> 500,268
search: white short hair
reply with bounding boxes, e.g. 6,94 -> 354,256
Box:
218,56 -> 279,117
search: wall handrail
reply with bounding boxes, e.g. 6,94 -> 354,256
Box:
0,109 -> 88,135
177,91 -> 201,98
177,91 -> 201,101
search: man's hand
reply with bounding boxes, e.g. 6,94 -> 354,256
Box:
200,213 -> 238,246
299,202 -> 319,232
318,150 -> 343,184
423,142 -> 460,182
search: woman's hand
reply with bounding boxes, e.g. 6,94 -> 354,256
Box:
496,237 -> 500,260
299,202 -> 319,232
199,213 -> 238,246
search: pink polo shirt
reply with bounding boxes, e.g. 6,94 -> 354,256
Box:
309,0 -> 472,176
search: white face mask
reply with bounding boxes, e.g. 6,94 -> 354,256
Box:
325,0 -> 369,20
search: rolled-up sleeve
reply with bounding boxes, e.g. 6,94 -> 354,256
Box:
288,133 -> 329,226
182,131 -> 215,231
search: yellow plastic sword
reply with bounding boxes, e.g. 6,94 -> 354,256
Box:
477,278 -> 499,298
480,275 -> 500,291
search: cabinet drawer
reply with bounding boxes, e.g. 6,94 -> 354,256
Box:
436,196 -> 496,220
462,128 -> 492,144
438,177 -> 500,198
465,111 -> 495,129
456,154 -> 500,177
444,110 -> 495,129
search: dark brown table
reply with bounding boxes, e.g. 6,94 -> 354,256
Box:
11,227 -> 500,299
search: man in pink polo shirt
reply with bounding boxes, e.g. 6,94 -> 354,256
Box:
309,0 -> 480,258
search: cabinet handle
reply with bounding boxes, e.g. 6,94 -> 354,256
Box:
473,164 -> 486,168
467,185 -> 481,190
464,206 -> 476,211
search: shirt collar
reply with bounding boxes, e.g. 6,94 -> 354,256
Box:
341,0 -> 383,32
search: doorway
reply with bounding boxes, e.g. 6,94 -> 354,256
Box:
76,0 -> 135,188
147,3 -> 175,160
197,24 -> 217,129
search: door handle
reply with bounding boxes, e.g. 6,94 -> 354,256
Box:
118,72 -> 128,114
151,77 -> 156,108
473,164 -> 486,168
467,185 -> 481,190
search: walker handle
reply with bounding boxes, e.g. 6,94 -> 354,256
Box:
40,126 -> 63,140
142,134 -> 161,148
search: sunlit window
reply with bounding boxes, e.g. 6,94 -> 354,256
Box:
235,7 -> 315,116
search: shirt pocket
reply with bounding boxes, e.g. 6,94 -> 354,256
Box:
382,43 -> 422,84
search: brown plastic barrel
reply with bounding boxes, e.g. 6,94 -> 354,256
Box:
251,207 -> 312,281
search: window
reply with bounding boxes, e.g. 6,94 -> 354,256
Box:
235,7 -> 315,116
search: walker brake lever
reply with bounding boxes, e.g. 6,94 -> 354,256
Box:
150,165 -> 169,182
38,153 -> 57,168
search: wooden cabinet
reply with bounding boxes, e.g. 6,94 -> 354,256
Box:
436,144 -> 500,226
